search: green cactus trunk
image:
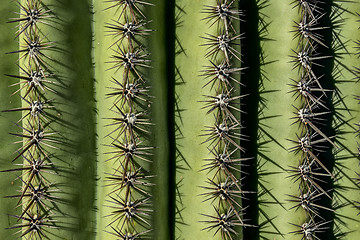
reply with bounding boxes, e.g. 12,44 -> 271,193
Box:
1,0 -> 360,240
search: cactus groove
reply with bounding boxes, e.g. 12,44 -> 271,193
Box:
1,0 -> 360,240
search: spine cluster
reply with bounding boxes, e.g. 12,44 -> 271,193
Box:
3,0 -> 58,238
199,1 -> 249,239
103,0 -> 154,238
289,0 -> 335,238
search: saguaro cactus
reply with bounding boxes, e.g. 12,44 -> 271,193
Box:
1,0 -> 360,240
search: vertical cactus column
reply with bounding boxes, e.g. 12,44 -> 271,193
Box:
2,0 -> 96,239
254,1 -> 307,239
94,0 -> 155,238
175,0 -> 247,239
94,0 -> 172,239
288,0 -> 336,238
3,0 -> 67,238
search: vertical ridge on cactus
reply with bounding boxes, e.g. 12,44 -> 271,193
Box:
95,0 -> 155,238
2,1 -> 62,239
253,1 -> 307,239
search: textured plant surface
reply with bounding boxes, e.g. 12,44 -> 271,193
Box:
1,0 -> 360,240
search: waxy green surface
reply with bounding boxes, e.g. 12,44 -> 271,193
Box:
174,0 -> 241,239
1,0 -> 360,240
2,0 -> 96,239
255,1 -> 306,239
94,0 -> 171,239
0,1 -> 22,237
331,1 -> 360,238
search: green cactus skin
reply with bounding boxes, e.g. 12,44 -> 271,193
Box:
254,0 -> 360,239
1,0 -> 96,239
0,1 -> 22,237
94,0 -> 155,238
331,1 -> 360,239
174,0 -> 244,239
94,0 -> 172,239
147,0 -> 174,239
174,0 -> 222,239
1,0 -> 360,240
252,1 -> 307,239
93,1 -> 120,239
